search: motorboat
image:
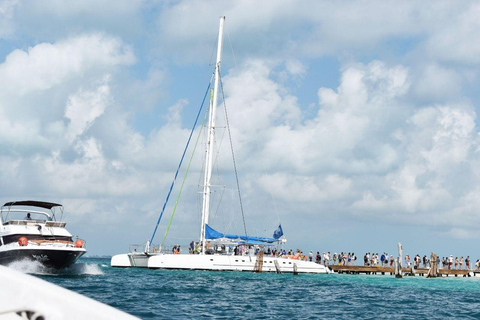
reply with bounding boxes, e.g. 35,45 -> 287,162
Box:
0,200 -> 86,269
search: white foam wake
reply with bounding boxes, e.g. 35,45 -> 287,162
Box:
64,262 -> 104,275
7,259 -> 52,274
7,259 -> 104,275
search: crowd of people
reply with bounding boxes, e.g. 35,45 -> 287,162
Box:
183,242 -> 480,270
309,251 -> 480,270
307,252 -> 358,266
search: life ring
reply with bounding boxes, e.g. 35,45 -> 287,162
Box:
18,237 -> 28,246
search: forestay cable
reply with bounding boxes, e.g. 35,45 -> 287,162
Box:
149,79 -> 213,245
161,113 -> 207,246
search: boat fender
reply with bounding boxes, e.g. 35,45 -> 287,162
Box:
18,236 -> 28,246
75,239 -> 85,248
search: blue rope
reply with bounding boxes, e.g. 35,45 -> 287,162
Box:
149,80 -> 212,245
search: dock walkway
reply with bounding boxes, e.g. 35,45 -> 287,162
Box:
328,265 -> 474,277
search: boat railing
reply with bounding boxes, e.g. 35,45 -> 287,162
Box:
129,242 -> 161,254
28,239 -> 75,247
3,220 -> 66,227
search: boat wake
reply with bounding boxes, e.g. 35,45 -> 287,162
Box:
64,262 -> 104,275
7,259 -> 104,275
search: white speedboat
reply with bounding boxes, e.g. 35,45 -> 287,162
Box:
111,16 -> 330,274
0,200 -> 86,269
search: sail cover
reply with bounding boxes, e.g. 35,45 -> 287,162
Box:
205,224 -> 278,244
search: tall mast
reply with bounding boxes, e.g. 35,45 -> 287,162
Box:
200,16 -> 225,254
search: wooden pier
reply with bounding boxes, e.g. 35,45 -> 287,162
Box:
328,265 -> 475,277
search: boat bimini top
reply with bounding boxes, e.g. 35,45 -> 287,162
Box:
0,200 -> 66,226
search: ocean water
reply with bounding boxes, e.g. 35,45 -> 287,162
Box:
25,257 -> 480,319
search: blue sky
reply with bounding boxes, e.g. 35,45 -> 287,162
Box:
1,0 -> 480,260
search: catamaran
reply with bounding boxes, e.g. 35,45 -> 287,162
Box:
111,16 -> 330,274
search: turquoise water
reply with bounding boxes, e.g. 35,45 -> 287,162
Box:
34,258 -> 480,319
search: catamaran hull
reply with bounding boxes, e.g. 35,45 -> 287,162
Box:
111,253 -> 150,268
0,247 -> 86,269
145,254 -> 331,274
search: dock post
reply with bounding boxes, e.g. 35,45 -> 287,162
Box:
426,253 -> 438,278
253,251 -> 264,273
274,259 -> 282,274
395,242 -> 403,278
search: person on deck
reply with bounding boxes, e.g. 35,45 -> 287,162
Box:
405,255 -> 410,268
24,213 -> 32,220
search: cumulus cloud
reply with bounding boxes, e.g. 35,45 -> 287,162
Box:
0,33 -> 135,155
217,57 -> 480,244
2,1 -> 480,256
154,0 -> 478,64
0,33 -> 135,95
0,0 -> 18,38
425,2 -> 480,64
412,64 -> 462,102
65,78 -> 112,143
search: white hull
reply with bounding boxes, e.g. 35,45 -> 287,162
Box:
112,253 -> 331,274
111,252 -> 151,268
0,265 -> 139,320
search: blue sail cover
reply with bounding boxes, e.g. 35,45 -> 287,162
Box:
205,224 -> 278,244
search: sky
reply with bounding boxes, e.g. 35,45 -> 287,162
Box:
1,0 -> 480,259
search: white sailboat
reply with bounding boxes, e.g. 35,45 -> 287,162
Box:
111,16 -> 330,274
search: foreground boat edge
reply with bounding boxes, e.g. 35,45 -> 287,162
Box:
0,265 -> 140,320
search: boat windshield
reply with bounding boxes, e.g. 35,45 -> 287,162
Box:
1,208 -> 53,224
